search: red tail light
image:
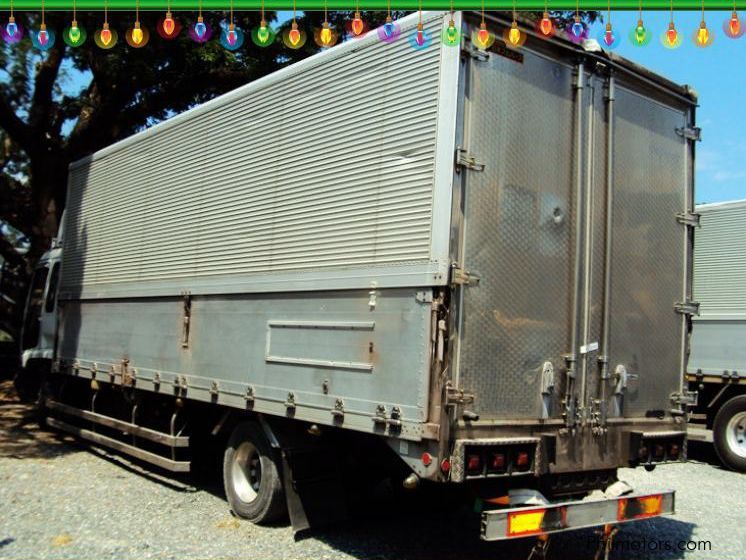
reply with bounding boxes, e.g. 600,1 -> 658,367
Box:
467,453 -> 482,474
668,443 -> 680,460
489,453 -> 506,472
515,451 -> 530,471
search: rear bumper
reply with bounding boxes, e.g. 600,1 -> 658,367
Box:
480,491 -> 675,541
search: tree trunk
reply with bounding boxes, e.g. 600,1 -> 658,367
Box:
27,155 -> 68,263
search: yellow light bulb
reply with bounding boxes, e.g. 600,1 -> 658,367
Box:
697,21 -> 709,45
132,22 -> 143,44
508,22 -> 521,45
320,23 -> 332,45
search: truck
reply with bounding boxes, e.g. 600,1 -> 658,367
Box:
17,10 -> 698,548
687,199 -> 746,472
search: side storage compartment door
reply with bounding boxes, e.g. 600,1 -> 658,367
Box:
454,45 -> 579,420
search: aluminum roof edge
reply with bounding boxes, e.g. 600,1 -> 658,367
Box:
696,199 -> 746,211
68,10 -> 449,171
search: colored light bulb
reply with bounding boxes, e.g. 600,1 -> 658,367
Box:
320,22 -> 332,45
6,16 -> 17,37
132,22 -> 143,45
477,24 -> 489,46
195,17 -> 206,38
571,16 -> 583,38
415,22 -> 425,46
289,22 -> 301,45
603,23 -> 614,46
635,20 -> 647,44
383,18 -> 395,38
69,21 -> 81,42
257,20 -> 270,43
101,24 -> 112,45
729,12 -> 740,35
697,21 -> 709,45
227,23 -> 237,46
446,20 -> 458,43
163,12 -> 175,35
351,12 -> 364,36
666,22 -> 678,45
38,25 -> 48,46
539,12 -> 553,36
508,21 -> 521,45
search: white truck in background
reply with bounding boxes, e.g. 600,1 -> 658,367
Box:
687,199 -> 746,472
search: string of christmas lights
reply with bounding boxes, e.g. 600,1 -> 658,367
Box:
3,4 -> 745,51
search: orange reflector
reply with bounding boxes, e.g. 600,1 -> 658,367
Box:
507,508 -> 546,537
617,494 -> 663,521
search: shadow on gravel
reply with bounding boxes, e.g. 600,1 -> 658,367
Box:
0,380 -> 75,459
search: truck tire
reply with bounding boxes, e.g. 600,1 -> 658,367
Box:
223,421 -> 286,524
713,395 -> 746,473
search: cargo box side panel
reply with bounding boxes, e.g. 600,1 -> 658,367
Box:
456,47 -> 576,419
606,87 -> 688,417
60,12 -> 456,300
58,288 -> 433,439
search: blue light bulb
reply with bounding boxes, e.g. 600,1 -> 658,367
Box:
384,21 -> 394,37
6,20 -> 17,37
195,19 -> 206,38
572,21 -> 584,37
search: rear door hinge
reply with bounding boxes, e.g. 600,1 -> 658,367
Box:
445,382 -> 475,406
674,300 -> 700,316
676,212 -> 701,227
455,147 -> 485,172
451,265 -> 480,286
675,126 -> 702,141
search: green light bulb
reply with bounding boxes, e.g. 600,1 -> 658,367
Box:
635,19 -> 647,43
69,21 -> 81,42
446,20 -> 458,44
257,20 -> 270,43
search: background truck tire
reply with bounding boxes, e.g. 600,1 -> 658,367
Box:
12,367 -> 41,403
713,395 -> 746,472
223,421 -> 287,524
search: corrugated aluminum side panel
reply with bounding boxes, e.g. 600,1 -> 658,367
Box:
61,12 -> 458,299
694,201 -> 746,316
689,200 -> 746,375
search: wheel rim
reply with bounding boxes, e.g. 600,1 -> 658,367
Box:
725,411 -> 746,459
231,441 -> 262,503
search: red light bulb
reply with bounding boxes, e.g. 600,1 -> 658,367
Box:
101,23 -> 112,45
351,11 -> 364,36
730,11 -> 741,35
666,22 -> 678,45
289,22 -> 301,45
163,12 -> 175,35
477,25 -> 489,45
539,12 -> 553,36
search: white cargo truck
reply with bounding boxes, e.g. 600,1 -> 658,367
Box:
18,11 -> 698,546
687,199 -> 746,472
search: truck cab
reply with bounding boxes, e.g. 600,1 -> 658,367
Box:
15,234 -> 62,401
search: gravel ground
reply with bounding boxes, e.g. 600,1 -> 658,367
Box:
0,379 -> 742,560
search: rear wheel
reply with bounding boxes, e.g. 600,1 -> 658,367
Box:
713,395 -> 746,472
223,421 -> 286,523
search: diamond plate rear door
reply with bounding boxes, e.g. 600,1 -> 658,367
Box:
454,46 -> 579,420
601,86 -> 690,418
